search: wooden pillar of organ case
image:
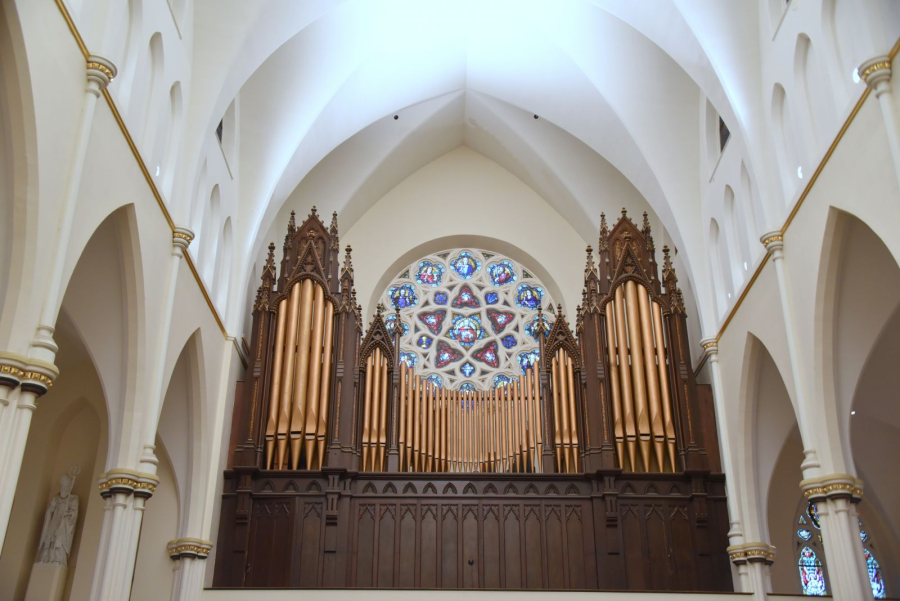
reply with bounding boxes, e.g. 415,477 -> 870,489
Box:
577,245 -> 618,472
660,245 -> 708,472
327,246 -> 362,471
386,308 -> 403,472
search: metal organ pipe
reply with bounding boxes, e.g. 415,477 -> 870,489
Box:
605,308 -> 625,469
637,287 -> 665,472
613,287 -> 637,472
304,283 -> 326,467
652,301 -> 677,472
265,299 -> 288,469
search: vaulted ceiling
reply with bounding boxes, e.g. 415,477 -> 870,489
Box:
187,0 -> 766,333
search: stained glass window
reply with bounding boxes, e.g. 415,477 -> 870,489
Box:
858,519 -> 888,599
795,499 -> 829,596
793,502 -> 890,598
798,547 -> 827,596
382,249 -> 556,390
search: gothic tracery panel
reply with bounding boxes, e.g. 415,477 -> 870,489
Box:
382,249 -> 556,390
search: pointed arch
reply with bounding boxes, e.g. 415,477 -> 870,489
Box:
213,217 -> 233,310
200,184 -> 221,282
58,205 -> 147,467
770,83 -> 802,201
0,0 -> 40,351
723,184 -> 749,284
157,329 -> 206,535
813,208 -> 900,475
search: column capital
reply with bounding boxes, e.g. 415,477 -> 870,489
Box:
800,473 -> 863,502
760,230 -> 784,255
167,538 -> 214,560
86,55 -> 117,91
727,541 -> 776,565
0,351 -> 58,395
699,337 -> 718,358
173,226 -> 195,251
859,56 -> 891,96
98,468 -> 160,499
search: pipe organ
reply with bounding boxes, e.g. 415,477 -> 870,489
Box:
215,208 -> 731,592
394,365 -> 544,474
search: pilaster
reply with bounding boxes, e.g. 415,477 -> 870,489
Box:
699,338 -> 750,592
801,474 -> 872,600
859,56 -> 900,193
727,542 -> 775,601
760,232 -> 821,479
168,538 -> 214,601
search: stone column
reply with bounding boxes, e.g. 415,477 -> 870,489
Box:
139,227 -> 194,472
727,542 -> 776,601
760,233 -> 821,478
168,539 -> 213,601
0,56 -> 115,552
88,470 -> 158,601
88,228 -> 193,600
859,57 -> 900,192
801,475 -> 871,600
699,339 -> 751,593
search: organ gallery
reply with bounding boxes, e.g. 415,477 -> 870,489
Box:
214,207 -> 731,591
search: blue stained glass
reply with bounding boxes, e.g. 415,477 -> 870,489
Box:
485,292 -> 499,305
434,291 -> 448,305
461,362 -> 476,377
807,502 -> 821,530
415,260 -> 445,287
384,314 -> 409,338
388,284 -> 418,309
459,382 -> 477,393
797,529 -> 812,541
416,334 -> 433,350
399,352 -> 418,368
864,548 -> 886,599
525,315 -> 553,341
425,374 -> 443,389
860,530 -> 869,543
450,251 -> 482,279
517,349 -> 540,374
448,314 -> 485,348
493,374 -> 511,389
798,547 -> 827,596
515,283 -> 544,310
501,335 -> 517,349
487,261 -> 517,287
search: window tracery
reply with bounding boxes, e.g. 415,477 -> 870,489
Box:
793,501 -> 888,598
382,249 -> 556,390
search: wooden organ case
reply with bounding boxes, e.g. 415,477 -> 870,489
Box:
213,209 -> 732,592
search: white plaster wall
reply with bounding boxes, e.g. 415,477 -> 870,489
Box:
343,146 -> 587,321
0,315 -> 108,601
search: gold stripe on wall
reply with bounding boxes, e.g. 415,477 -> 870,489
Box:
714,37 -> 900,347
54,0 -> 228,339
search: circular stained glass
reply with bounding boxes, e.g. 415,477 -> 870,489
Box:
381,248 -> 556,390
415,260 -> 445,287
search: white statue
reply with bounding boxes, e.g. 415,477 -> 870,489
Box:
36,466 -> 80,567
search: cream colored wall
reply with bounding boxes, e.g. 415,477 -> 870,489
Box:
767,429 -> 803,594
343,146 -> 585,322
131,438 -> 179,601
0,315 -> 108,601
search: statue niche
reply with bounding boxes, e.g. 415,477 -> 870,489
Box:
36,466 -> 80,567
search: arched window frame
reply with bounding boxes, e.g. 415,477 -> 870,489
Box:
381,249 -> 556,391
858,516 -> 888,599
794,499 -> 828,596
793,500 -> 889,598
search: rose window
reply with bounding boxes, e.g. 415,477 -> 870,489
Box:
381,249 -> 557,390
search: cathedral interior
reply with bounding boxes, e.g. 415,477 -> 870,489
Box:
0,1 -> 899,600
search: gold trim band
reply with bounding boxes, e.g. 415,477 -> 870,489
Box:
860,61 -> 891,83
86,61 -> 114,81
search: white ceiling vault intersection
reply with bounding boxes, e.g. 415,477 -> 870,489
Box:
187,0 -> 769,337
